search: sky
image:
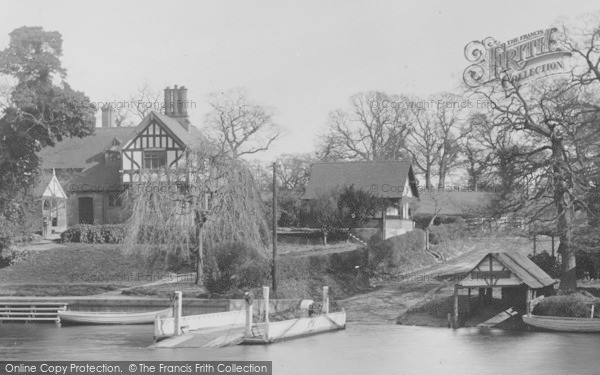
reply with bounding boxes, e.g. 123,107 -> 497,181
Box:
1,0 -> 599,162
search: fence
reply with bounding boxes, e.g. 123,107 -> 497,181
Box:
464,217 -> 526,231
418,186 -> 499,193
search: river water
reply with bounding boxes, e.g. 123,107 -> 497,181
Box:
1,323 -> 599,375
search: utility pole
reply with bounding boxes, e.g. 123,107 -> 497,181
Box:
272,162 -> 278,294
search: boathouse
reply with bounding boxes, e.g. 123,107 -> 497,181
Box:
452,252 -> 557,326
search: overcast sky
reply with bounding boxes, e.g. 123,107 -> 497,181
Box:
1,0 -> 599,162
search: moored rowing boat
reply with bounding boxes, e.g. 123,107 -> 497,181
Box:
58,308 -> 172,325
522,314 -> 600,333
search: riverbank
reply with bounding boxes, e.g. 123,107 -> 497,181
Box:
0,234 -> 551,327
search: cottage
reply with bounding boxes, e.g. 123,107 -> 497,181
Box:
36,85 -> 211,233
303,160 -> 419,240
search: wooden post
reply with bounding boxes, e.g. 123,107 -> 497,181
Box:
551,236 -> 555,260
245,295 -> 253,337
263,286 -> 270,339
466,288 -> 471,315
322,286 -> 329,314
590,304 -> 595,319
263,286 -> 270,324
525,288 -> 531,316
272,162 -> 278,294
533,235 -> 537,255
174,291 -> 182,336
453,285 -> 459,329
478,288 -> 485,306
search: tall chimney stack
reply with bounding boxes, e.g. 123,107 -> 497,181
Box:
164,87 -> 172,115
101,104 -> 115,127
172,85 -> 180,116
163,84 -> 190,131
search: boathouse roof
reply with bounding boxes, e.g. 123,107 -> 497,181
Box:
458,252 -> 557,289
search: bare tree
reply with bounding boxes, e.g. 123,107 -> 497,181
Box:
433,93 -> 467,188
128,81 -> 162,122
317,91 -> 411,161
405,93 -> 466,189
204,88 -> 280,158
460,112 -> 514,191
405,98 -> 439,189
472,72 -> 600,291
276,153 -> 314,193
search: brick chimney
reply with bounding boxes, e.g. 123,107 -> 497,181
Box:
101,104 -> 115,127
163,85 -> 189,131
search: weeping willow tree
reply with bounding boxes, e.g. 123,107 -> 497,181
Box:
122,147 -> 270,286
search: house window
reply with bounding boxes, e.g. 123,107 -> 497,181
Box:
108,193 -> 123,207
143,150 -> 167,169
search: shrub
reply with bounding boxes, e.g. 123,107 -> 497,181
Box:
532,294 -> 594,318
0,237 -> 14,268
369,229 -> 425,268
60,224 -> 127,244
204,242 -> 271,292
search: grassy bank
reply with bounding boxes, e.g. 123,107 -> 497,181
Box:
0,243 -> 183,296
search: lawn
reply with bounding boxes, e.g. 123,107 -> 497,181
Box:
0,243 -> 181,295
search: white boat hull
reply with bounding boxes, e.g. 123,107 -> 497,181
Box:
59,308 -> 172,325
523,315 -> 600,333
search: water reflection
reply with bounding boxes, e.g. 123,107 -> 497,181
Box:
1,323 -> 598,375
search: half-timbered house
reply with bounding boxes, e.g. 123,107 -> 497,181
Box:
37,85 -> 211,233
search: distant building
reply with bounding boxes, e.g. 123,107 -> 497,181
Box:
36,85 -> 211,233
303,160 -> 420,240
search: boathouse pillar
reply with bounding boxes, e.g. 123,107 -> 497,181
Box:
453,285 -> 459,329
525,287 -> 532,315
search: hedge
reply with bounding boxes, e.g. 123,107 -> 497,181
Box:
532,294 -> 596,318
368,229 -> 425,268
60,224 -> 127,244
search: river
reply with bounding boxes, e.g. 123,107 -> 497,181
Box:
1,323 -> 599,375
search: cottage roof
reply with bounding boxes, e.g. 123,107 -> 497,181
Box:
38,127 -> 134,170
303,160 -> 419,199
458,252 -> 557,289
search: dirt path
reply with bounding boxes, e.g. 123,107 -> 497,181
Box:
339,237 -> 535,324
340,281 -> 451,323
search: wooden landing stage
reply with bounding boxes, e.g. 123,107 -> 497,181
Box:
151,325 -> 247,348
0,302 -> 67,323
477,307 -> 518,329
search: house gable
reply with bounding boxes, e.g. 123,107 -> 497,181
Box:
121,112 -> 189,183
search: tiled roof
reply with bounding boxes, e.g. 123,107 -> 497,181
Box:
461,252 -> 557,289
38,127 -> 135,169
303,160 -> 419,199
